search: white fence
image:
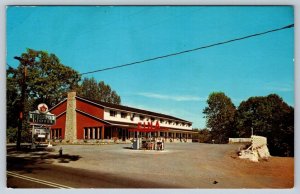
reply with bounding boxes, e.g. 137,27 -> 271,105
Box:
228,138 -> 251,144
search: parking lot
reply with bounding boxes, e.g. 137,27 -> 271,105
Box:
41,143 -> 294,188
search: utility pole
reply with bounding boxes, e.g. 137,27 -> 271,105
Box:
14,56 -> 30,150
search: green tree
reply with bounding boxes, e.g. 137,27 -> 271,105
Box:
9,49 -> 81,107
198,128 -> 212,143
203,92 -> 236,144
7,49 -> 81,144
236,94 -> 294,156
7,67 -> 19,128
77,78 -> 121,104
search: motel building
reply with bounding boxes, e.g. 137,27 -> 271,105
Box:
49,92 -> 196,143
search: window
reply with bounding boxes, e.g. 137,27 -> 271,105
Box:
176,122 -> 179,125
121,112 -> 127,118
168,120 -> 172,124
51,128 -> 62,139
150,117 -> 155,122
140,115 -> 145,121
110,110 -> 116,117
160,119 -> 164,123
130,113 -> 135,121
84,127 -> 102,139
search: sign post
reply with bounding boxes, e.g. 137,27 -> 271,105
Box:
29,103 -> 56,149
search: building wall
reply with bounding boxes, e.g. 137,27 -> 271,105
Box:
76,98 -> 104,119
50,101 -> 67,116
76,111 -> 106,139
49,101 -> 67,139
103,108 -> 192,130
50,113 -> 66,139
50,93 -> 194,142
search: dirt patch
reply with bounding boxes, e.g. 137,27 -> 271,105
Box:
226,150 -> 294,188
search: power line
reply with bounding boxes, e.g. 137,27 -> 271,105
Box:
80,24 -> 294,76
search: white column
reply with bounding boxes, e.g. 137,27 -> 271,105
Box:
97,127 -> 100,139
88,128 -> 90,139
54,129 -> 56,139
92,128 -> 95,139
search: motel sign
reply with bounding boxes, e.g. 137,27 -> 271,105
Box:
29,103 -> 56,125
29,112 -> 56,125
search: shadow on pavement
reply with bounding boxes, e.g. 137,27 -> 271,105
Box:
7,146 -> 81,173
122,146 -> 133,150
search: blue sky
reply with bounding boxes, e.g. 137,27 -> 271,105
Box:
7,6 -> 294,128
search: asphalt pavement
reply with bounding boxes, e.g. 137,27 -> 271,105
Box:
6,143 -> 294,188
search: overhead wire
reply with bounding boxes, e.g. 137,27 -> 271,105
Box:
80,24 -> 294,75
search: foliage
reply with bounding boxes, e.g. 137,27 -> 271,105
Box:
7,49 -> 122,143
198,129 -> 212,143
77,77 -> 121,104
7,49 -> 82,142
6,127 -> 31,143
203,92 -> 236,143
236,94 -> 294,156
7,48 -> 81,108
7,67 -> 20,128
192,128 -> 212,143
6,127 -> 18,143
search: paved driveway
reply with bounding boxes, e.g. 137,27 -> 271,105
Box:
46,143 -> 293,188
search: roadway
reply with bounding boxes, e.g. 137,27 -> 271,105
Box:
7,152 -> 172,188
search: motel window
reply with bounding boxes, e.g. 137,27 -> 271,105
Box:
176,122 -> 179,125
51,128 -> 62,139
121,112 -> 127,118
110,110 -> 116,117
150,117 -> 155,122
84,127 -> 102,139
130,113 -> 135,121
168,120 -> 172,124
140,115 -> 145,120
160,119 -> 164,123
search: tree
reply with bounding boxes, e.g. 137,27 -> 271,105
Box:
77,78 -> 121,104
198,128 -> 212,143
236,94 -> 294,156
203,92 -> 236,143
7,48 -> 81,146
9,49 -> 81,107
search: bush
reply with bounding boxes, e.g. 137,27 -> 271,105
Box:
6,127 -> 18,143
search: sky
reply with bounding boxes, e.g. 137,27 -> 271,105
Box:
6,6 -> 294,128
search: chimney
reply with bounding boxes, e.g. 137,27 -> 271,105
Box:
64,92 -> 77,143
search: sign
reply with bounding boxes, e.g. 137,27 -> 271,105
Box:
29,103 -> 56,125
38,134 -> 46,138
29,112 -> 56,125
129,121 -> 162,132
38,103 -> 49,113
35,128 -> 50,134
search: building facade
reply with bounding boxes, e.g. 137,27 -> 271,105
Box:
50,92 -> 196,143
